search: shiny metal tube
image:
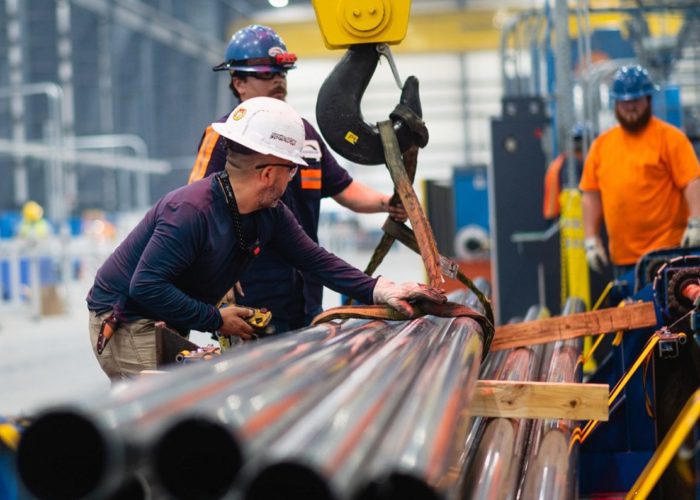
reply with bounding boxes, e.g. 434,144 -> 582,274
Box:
153,320 -> 401,500
519,297 -> 584,500
18,281 -> 494,499
462,305 -> 548,500
241,285 -> 490,500
16,322 -> 349,499
240,316 -> 452,500
445,278 -> 496,472
350,316 -> 484,500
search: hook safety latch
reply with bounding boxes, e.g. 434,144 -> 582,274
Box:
316,43 -> 428,165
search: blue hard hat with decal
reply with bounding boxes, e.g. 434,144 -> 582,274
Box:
609,65 -> 659,102
213,25 -> 297,73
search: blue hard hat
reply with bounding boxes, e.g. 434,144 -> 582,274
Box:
609,65 -> 658,102
571,123 -> 586,140
213,25 -> 297,73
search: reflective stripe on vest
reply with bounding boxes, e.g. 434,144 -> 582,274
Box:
188,127 -> 220,184
301,168 -> 322,190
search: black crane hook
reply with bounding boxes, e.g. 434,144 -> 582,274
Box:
315,43 -> 429,166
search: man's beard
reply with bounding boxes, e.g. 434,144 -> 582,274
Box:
616,103 -> 652,133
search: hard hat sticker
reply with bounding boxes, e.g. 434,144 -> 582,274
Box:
268,46 -> 284,57
233,109 -> 246,121
270,132 -> 297,146
301,140 -> 322,161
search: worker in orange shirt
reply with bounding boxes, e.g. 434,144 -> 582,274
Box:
580,65 -> 700,278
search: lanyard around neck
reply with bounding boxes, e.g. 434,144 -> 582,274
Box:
216,170 -> 260,257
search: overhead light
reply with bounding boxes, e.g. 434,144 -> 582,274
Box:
269,0 -> 288,7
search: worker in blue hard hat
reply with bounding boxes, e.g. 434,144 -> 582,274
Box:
580,65 -> 700,278
88,97 -> 445,380
188,25 -> 407,334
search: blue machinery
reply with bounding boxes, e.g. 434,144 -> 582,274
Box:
578,247 -> 700,498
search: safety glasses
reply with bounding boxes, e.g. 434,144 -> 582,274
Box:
242,71 -> 287,81
255,163 -> 299,179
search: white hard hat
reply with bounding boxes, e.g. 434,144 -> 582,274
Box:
212,96 -> 308,166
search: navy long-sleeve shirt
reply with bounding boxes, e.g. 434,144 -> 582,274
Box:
189,115 -> 353,321
86,175 -> 376,334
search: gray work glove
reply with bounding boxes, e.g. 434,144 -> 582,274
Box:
584,236 -> 609,273
372,276 -> 447,317
681,217 -> 700,247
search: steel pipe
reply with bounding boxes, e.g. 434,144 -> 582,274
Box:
17,282 -> 494,500
462,305 -> 548,500
240,286 -> 490,500
153,320 -> 401,500
240,317 -> 452,500
442,280 -> 498,477
17,322 -> 348,499
518,297 -> 584,500
350,316 -> 484,500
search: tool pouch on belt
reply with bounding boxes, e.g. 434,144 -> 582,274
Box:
96,312 -> 119,355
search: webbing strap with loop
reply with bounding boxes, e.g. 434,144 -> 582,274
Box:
312,301 -> 495,355
328,114 -> 494,354
362,145 -> 418,279
381,218 -> 494,329
378,119 -> 442,289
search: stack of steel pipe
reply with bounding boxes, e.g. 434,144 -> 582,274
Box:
16,282 -> 490,500
462,304 -> 549,500
16,322 -> 352,499
518,297 -> 584,500
463,298 -> 584,500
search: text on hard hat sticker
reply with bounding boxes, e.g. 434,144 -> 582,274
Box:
270,132 -> 297,145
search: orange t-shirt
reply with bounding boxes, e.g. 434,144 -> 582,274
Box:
579,117 -> 700,265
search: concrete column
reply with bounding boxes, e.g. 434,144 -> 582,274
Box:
6,0 -> 28,205
56,0 -> 75,220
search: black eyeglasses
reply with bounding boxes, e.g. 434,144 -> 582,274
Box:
234,71 -> 287,81
254,163 -> 298,179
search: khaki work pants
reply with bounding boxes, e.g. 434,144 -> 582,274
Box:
88,310 -> 157,381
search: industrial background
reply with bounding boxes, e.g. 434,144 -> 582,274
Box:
1,1 -> 700,499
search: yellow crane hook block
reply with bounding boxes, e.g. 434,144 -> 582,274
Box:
311,0 -> 412,49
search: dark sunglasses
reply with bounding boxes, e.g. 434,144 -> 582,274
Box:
254,163 -> 298,179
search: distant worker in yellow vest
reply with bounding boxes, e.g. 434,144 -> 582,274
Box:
543,124 -> 587,220
580,65 -> 700,278
18,201 -> 51,241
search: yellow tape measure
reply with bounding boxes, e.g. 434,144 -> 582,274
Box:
218,307 -> 273,352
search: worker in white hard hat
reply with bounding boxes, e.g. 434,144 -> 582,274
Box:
86,97 -> 446,381
188,24 -> 407,334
